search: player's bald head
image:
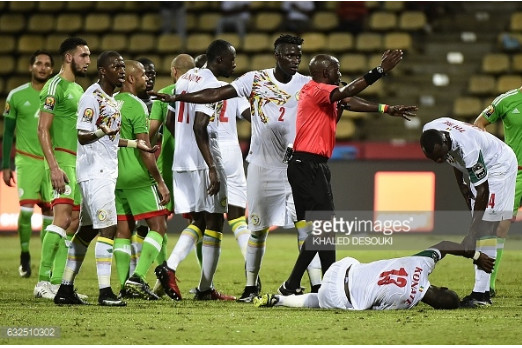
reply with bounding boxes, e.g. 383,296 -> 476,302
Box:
172,54 -> 195,73
309,54 -> 336,78
124,60 -> 144,78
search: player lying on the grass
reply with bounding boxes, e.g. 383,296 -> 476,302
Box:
254,240 -> 494,310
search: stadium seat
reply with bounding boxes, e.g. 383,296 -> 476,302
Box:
234,53 -> 251,74
159,56 -> 174,75
312,12 -> 339,32
76,34 -> 101,52
186,33 -> 213,54
112,14 -> 140,33
141,13 -> 161,33
55,14 -> 83,33
369,12 -> 397,31
335,118 -> 356,140
100,34 -> 128,52
95,2 -> 125,12
512,54 -> 522,73
216,33 -> 242,51
453,97 -> 482,120
326,33 -> 354,52
251,54 -> 275,71
301,33 -> 327,53
44,34 -> 69,53
399,11 -> 427,31
383,32 -> 412,50
157,34 -> 184,53
254,12 -> 282,32
510,12 -> 522,31
384,1 -> 405,12
0,35 -> 16,53
358,80 -> 384,97
7,76 -> 28,93
66,1 -> 95,11
237,119 -> 251,139
16,55 -> 32,74
9,1 -> 36,12
468,75 -> 496,96
355,33 -> 383,52
186,13 -> 198,32
18,35 -> 45,54
0,56 -> 15,75
482,53 -> 510,74
198,13 -> 221,32
85,14 -> 112,33
367,53 -> 384,70
38,1 -> 65,12
340,54 -> 367,74
496,75 -> 522,93
243,33 -> 271,53
27,14 -> 55,33
128,34 -> 156,54
0,14 -> 26,33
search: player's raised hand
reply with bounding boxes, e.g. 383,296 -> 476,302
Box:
474,252 -> 495,273
148,90 -> 176,103
380,49 -> 403,73
387,105 -> 418,121
137,139 -> 159,153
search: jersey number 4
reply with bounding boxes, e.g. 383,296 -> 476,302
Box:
377,268 -> 408,288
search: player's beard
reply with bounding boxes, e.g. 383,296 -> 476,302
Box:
71,58 -> 87,78
34,75 -> 49,84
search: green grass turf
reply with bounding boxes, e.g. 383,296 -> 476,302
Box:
0,232 -> 521,345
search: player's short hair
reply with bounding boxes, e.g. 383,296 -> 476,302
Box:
136,57 -> 155,68
97,51 -> 122,69
274,34 -> 304,52
206,40 -> 233,63
420,129 -> 445,155
30,50 -> 54,67
59,37 -> 88,57
428,286 -> 460,309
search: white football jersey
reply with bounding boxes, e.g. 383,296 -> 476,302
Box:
231,69 -> 311,169
423,117 -> 514,186
349,249 -> 439,310
216,81 -> 250,145
76,83 -> 121,182
173,68 -> 221,171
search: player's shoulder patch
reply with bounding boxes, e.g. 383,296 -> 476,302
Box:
43,96 -> 56,111
81,108 -> 94,122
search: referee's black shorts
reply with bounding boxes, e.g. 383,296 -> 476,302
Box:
287,151 -> 334,221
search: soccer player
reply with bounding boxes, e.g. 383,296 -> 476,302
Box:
153,40 -> 237,301
54,51 -> 157,306
129,57 -> 158,276
421,117 -> 517,307
147,53 -> 195,296
254,240 -> 494,310
2,50 -> 54,278
113,60 -> 170,300
473,85 -> 522,297
280,53 -> 416,297
35,37 -> 90,300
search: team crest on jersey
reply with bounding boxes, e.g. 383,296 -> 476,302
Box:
484,105 -> 495,117
4,102 -> 10,115
43,96 -> 56,111
250,213 -> 260,226
220,196 -> 228,208
82,108 -> 94,122
97,210 -> 107,221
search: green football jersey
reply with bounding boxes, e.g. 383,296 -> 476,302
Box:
3,83 -> 43,158
40,74 -> 84,167
115,92 -> 155,189
150,84 -> 175,176
482,88 -> 522,165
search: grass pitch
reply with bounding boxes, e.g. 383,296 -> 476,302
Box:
0,232 -> 521,345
